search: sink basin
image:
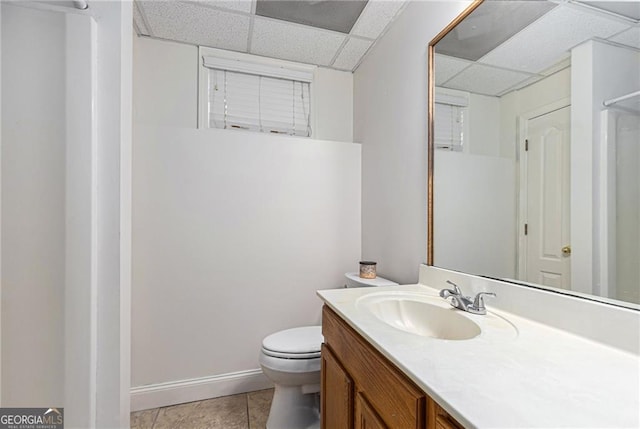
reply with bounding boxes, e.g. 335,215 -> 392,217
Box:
357,292 -> 481,340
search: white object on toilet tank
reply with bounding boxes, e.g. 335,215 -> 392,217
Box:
344,272 -> 398,288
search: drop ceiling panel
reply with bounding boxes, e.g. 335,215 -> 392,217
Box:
479,5 -> 629,74
140,1 -> 250,52
250,17 -> 346,66
436,1 -> 556,61
351,0 -> 405,40
582,1 -> 640,21
333,38 -> 373,70
191,0 -> 253,14
255,0 -> 368,34
134,0 -> 407,72
435,54 -> 472,86
609,27 -> 640,50
444,64 -> 535,97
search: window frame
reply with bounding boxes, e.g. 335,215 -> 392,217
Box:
198,46 -> 318,137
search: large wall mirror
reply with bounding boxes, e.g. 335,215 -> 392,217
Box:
428,0 -> 640,309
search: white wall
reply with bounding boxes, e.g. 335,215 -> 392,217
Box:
614,112 -> 640,304
133,35 -> 353,142
354,1 -> 471,284
468,93 -> 501,157
133,37 -> 198,128
132,35 -> 360,409
131,126 -> 360,405
314,67 -> 353,142
434,152 -> 515,277
0,3 -> 3,405
1,3 -> 66,406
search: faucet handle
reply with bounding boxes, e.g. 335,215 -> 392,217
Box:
469,292 -> 496,315
446,280 -> 462,296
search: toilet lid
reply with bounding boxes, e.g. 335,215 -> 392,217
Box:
262,326 -> 323,357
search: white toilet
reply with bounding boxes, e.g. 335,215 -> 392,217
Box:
259,272 -> 398,429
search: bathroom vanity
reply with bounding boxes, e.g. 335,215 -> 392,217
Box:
321,304 -> 462,429
317,265 -> 640,428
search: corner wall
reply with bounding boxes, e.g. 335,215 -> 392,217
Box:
354,1 -> 472,284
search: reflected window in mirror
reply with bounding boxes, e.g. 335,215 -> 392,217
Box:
434,90 -> 468,152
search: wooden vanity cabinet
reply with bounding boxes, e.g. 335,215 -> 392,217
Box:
320,343 -> 353,428
321,305 -> 465,429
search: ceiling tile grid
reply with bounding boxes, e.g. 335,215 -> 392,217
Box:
332,37 -> 374,71
139,1 -> 251,52
250,16 -> 346,66
350,0 -> 405,40
478,4 -> 630,74
496,75 -> 545,97
608,26 -> 640,50
444,63 -> 538,97
134,0 -> 408,72
189,0 -> 253,14
434,54 -> 472,86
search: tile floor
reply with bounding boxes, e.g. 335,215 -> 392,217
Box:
130,389 -> 274,429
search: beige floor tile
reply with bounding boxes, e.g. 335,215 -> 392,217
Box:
152,401 -> 201,429
130,408 -> 159,429
131,390 -> 273,429
248,389 -> 274,429
186,394 -> 249,429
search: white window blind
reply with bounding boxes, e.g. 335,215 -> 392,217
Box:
435,102 -> 465,151
434,91 -> 468,152
207,68 -> 311,137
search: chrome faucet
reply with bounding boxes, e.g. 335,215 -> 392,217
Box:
439,280 -> 496,315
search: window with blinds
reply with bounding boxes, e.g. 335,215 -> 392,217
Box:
207,69 -> 311,137
435,102 -> 465,151
434,90 -> 468,152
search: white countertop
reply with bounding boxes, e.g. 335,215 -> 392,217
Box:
317,284 -> 640,429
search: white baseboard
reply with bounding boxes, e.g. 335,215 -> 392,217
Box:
130,369 -> 274,412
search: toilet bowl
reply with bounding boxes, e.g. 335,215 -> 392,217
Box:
260,326 -> 323,429
260,273 -> 397,429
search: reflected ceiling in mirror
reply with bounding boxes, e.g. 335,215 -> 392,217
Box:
435,1 -> 638,97
429,1 -> 640,310
436,1 -> 556,61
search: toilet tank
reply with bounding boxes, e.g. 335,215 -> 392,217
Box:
344,272 -> 398,288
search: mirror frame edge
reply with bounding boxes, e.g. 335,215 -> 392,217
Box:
427,0 -> 485,265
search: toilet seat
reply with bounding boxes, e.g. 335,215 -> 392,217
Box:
261,348 -> 321,359
261,326 -> 322,360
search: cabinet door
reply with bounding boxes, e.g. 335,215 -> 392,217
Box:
323,306 -> 427,428
321,344 -> 353,429
355,392 -> 388,429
